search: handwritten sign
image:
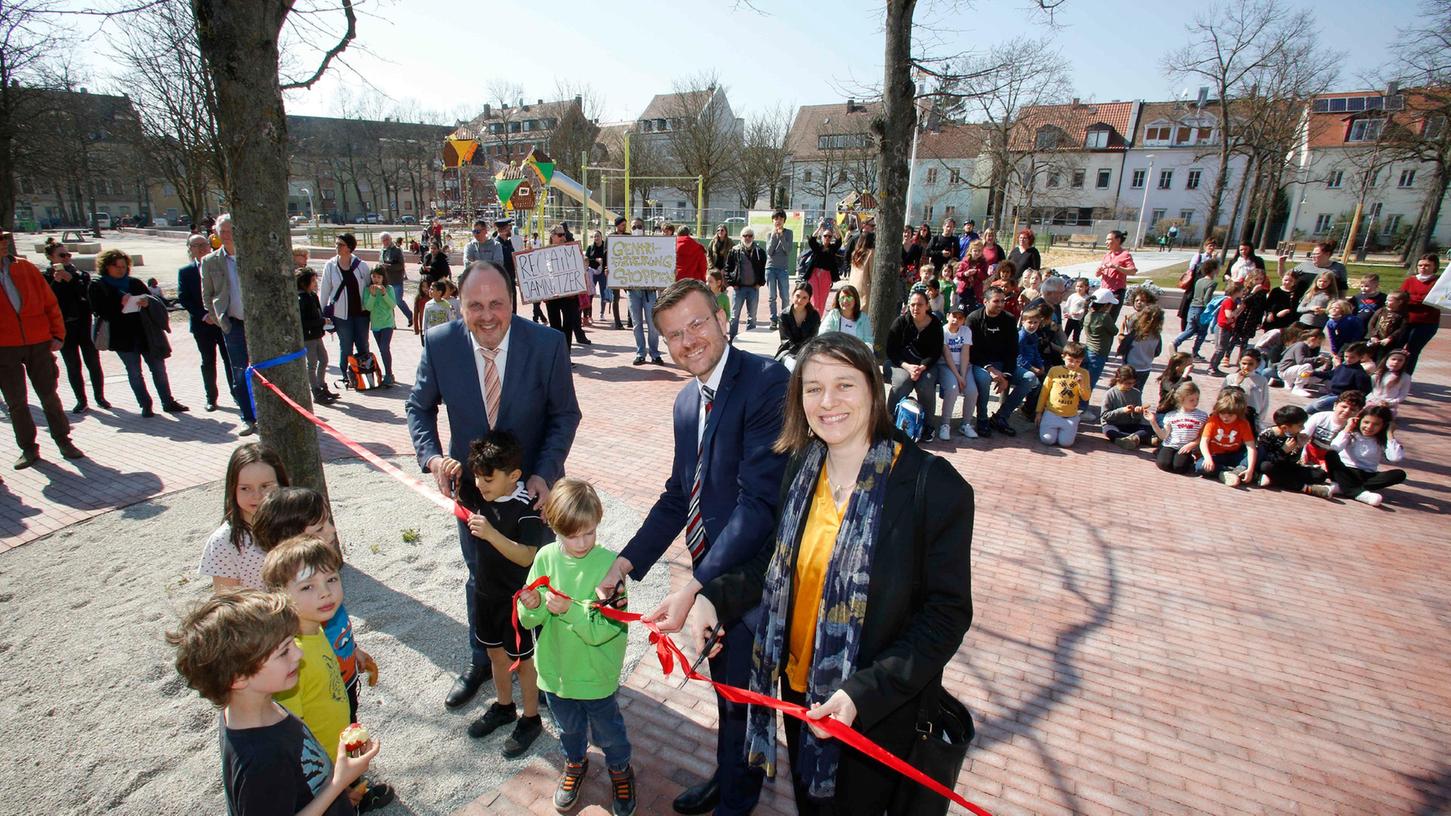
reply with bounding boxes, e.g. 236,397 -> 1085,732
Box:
514,242 -> 589,303
605,236 -> 677,290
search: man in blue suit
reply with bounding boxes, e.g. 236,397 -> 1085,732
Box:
406,261 -> 581,714
597,278 -> 788,816
175,233 -> 232,412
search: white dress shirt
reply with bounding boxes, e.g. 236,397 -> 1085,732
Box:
697,345 -> 730,444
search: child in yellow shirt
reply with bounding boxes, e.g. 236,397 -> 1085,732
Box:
1035,342 -> 1092,447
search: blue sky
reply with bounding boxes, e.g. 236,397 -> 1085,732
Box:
277,0 -> 1412,123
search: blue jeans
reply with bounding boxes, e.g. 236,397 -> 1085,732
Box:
596,272 -> 612,305
971,364 -> 1038,422
1084,350 -> 1109,391
334,314 -> 372,375
544,692 -> 632,771
1173,307 -> 1209,356
730,286 -> 759,338
389,283 -> 413,323
115,348 -> 176,410
764,266 -> 790,320
371,327 -> 394,379
1197,447 -> 1247,476
222,319 -> 253,423
628,290 -> 659,359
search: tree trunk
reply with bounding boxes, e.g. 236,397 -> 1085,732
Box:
868,0 -> 916,356
1405,162 -> 1448,265
193,0 -> 328,499
1221,154 -> 1255,255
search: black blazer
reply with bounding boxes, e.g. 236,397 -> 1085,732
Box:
700,436 -> 974,735
88,276 -> 153,354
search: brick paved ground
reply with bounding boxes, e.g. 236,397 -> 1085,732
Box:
3,307 -> 1450,815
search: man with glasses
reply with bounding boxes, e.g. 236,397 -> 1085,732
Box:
0,228 -> 84,469
723,228 -> 766,341
596,279 -> 787,816
177,233 -> 231,412
200,214 -> 256,435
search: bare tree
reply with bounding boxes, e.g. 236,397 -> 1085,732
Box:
486,80 -> 527,161
797,147 -> 850,215
549,80 -> 605,182
868,0 -> 916,347
0,0 -> 61,230
1163,0 -> 1302,247
658,72 -> 740,214
1382,0 -> 1451,263
729,106 -> 792,209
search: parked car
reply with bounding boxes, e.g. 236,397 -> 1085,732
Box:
362,213 -> 381,224
399,215 -> 418,225
91,213 -> 112,229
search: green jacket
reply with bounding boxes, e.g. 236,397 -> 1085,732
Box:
362,285 -> 397,330
1084,309 -> 1116,355
517,543 -> 628,700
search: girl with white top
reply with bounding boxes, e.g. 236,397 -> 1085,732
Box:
818,284 -> 875,346
1327,404 -> 1406,507
1367,349 -> 1412,414
937,305 -> 979,440
198,444 -> 291,590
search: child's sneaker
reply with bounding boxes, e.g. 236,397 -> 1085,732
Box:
356,780 -> 396,813
502,713 -> 543,758
554,759 -> 589,812
609,765 -> 637,816
1220,471 -> 1240,486
467,702 -> 516,739
1290,386 -> 1314,398
1354,490 -> 1383,507
1305,484 -> 1332,499
960,422 -> 978,439
1112,436 -> 1140,451
938,423 -> 951,440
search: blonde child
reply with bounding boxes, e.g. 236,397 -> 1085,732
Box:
1147,381 -> 1207,474
1102,365 -> 1153,449
518,479 -> 637,816
199,444 -> 290,591
1196,386 -> 1259,486
1035,342 -> 1092,446
1326,404 -> 1407,507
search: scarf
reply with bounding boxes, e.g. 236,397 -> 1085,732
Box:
101,273 -> 133,294
744,436 -> 896,800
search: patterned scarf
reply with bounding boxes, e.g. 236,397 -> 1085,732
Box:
744,435 -> 896,800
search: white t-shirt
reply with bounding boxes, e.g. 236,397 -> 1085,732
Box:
943,324 -> 973,368
1065,292 -> 1089,319
198,522 -> 266,589
839,315 -> 858,335
1162,408 -> 1209,447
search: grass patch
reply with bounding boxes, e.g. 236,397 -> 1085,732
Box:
1135,260 -> 1412,291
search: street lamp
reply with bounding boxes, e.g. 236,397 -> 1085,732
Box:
300,187 -> 315,221
1133,154 -> 1155,248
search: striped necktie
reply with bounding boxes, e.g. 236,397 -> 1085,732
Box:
685,385 -> 715,564
480,346 -> 501,427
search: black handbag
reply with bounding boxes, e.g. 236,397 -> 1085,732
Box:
887,459 -> 975,816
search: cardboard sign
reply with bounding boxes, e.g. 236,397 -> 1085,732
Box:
605,235 -> 677,290
514,242 -> 589,303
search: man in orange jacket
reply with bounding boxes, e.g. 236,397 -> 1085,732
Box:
0,228 -> 84,469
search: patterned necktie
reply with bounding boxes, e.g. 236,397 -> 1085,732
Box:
480,346 -> 501,427
685,385 -> 715,565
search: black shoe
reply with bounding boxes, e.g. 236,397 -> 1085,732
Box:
673,777 -> 719,815
917,427 -> 935,444
467,701 -> 516,738
650,357 -> 666,366
58,442 -> 85,460
610,765 -> 638,816
205,402 -> 220,412
162,401 -> 190,413
140,407 -> 156,418
71,402 -> 88,414
975,420 -> 993,438
769,319 -> 779,331
577,336 -> 593,345
554,759 -> 589,812
632,356 -> 646,366
13,449 -> 39,470
502,713 -> 542,758
356,781 -> 396,813
990,417 -> 1017,436
95,398 -> 112,410
446,663 -> 492,709
613,321 -> 624,330
238,423 -> 256,437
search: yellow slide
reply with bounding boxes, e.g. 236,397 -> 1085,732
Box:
549,170 -> 621,224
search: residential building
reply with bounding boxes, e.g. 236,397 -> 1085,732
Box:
1118,100 -> 1252,244
629,86 -> 743,222
907,122 -> 990,227
784,99 -> 883,224
1002,99 -> 1141,235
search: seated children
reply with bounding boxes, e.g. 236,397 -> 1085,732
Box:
1324,298 -> 1365,362
1280,328 -> 1333,396
1034,342 -> 1092,446
1306,341 -> 1374,414
1256,405 -> 1334,498
1223,348 -> 1269,431
925,277 -> 945,318
1155,352 -> 1194,415
1197,386 -> 1259,486
517,479 -> 636,816
459,431 -> 550,756
264,536 -> 395,812
200,444 -> 290,591
1327,404 -> 1407,507
1147,382 -> 1207,474
1368,349 -> 1412,414
1064,277 -> 1090,342
1303,389 -> 1365,468
1365,291 -> 1409,363
938,306 -> 979,440
166,589 -> 378,816
1102,365 -> 1154,450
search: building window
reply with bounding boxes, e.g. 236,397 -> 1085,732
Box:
1035,126 -> 1063,150
1426,114 -> 1447,139
949,167 -> 962,184
1174,127 -> 1192,145
1151,208 -> 1167,224
922,205 -> 934,223
817,133 -> 869,150
1347,118 -> 1384,142
1144,125 -> 1171,142
1196,127 -> 1213,143
1186,169 -> 1202,190
1157,169 -> 1174,189
1085,129 -> 1109,149
945,205 -> 957,217
1313,213 -> 1334,233
803,170 -> 813,183
1070,169 -> 1085,188
1326,170 -> 1344,188
1398,169 -> 1416,187
1047,172 -> 1060,188
1096,169 -> 1111,189
1124,208 -> 1138,223
925,167 -> 937,184
1369,202 -> 1383,218
1179,209 -> 1194,224
1131,169 -> 1146,189
1382,214 -> 1403,235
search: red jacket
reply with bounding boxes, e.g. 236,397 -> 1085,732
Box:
675,235 -> 707,281
1400,275 -> 1441,325
1,257 -> 66,347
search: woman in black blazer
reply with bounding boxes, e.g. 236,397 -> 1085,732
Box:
87,249 -> 186,417
688,332 -> 974,815
775,281 -> 820,367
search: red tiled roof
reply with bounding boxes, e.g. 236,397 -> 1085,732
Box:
1009,100 -> 1137,151
785,101 -> 883,159
917,122 -> 988,160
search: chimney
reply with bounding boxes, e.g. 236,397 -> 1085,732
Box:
574,94 -> 582,106
1196,86 -> 1210,109
483,103 -> 491,117
1386,81 -> 1400,97
537,98 -> 544,105
1071,97 -> 1080,107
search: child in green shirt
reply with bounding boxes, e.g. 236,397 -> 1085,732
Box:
708,270 -> 730,314
517,479 -> 637,816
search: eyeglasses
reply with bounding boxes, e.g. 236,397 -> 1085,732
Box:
663,315 -> 715,345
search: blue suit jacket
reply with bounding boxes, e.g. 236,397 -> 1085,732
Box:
621,347 -> 789,586
176,261 -> 207,334
405,317 -> 580,486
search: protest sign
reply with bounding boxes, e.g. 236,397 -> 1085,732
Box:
605,236 -> 677,290
514,242 -> 589,303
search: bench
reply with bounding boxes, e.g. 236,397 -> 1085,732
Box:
1063,234 -> 1099,249
33,239 -> 101,254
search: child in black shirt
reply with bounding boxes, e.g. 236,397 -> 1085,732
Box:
1256,405 -> 1333,498
458,431 -> 550,757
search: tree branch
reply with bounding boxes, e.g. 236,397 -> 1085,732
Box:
279,0 -> 355,91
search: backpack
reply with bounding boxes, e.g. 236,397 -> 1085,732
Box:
893,396 -> 924,440
1198,294 -> 1226,329
796,246 -> 814,280
345,353 -> 383,390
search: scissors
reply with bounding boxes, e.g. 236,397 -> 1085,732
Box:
679,624 -> 723,689
595,580 -> 628,611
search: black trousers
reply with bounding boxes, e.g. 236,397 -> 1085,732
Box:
191,323 -> 233,406
707,618 -> 766,815
545,296 -> 583,349
781,683 -> 916,815
1257,458 -> 1326,492
59,321 -> 105,403
1326,452 -> 1407,497
1155,444 -> 1197,474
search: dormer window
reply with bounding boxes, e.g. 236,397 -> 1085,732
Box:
1084,126 -> 1110,149
1144,125 -> 1171,143
1347,118 -> 1385,143
1035,125 -> 1064,150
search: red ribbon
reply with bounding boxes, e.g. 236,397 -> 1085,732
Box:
511,577 -> 994,816
252,368 -> 992,815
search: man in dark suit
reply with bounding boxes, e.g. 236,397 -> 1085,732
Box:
176,233 -> 232,412
406,261 -> 581,711
597,278 -> 788,816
